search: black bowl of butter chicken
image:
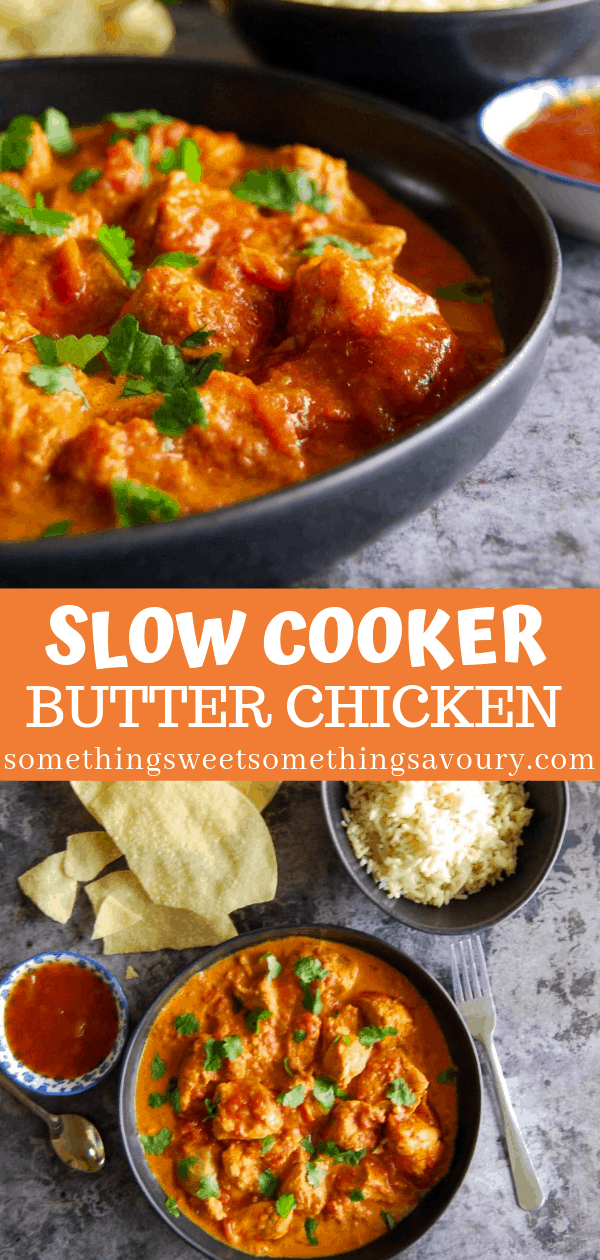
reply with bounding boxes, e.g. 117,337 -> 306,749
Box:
0,56 -> 559,586
120,925 -> 481,1256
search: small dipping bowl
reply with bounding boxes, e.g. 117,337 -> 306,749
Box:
478,76 -> 600,243
0,951 -> 128,1097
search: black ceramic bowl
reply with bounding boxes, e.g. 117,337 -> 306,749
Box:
321,781 -> 569,933
0,58 -> 560,587
119,924 -> 481,1256
217,0 -> 600,119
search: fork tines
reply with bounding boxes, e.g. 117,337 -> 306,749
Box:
451,936 -> 491,1005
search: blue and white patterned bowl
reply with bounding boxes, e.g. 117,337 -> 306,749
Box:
478,76 -> 600,243
0,951 -> 128,1097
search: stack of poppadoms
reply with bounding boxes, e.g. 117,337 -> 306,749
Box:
18,781 -> 279,954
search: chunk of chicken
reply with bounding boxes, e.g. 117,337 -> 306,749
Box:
284,1012 -> 321,1074
320,1032 -> 371,1091
323,1100 -> 386,1152
51,137 -> 148,224
355,993 -> 415,1044
266,144 -> 369,224
129,172 -> 262,266
330,1153 -> 400,1208
212,1081 -> 284,1141
386,1103 -> 444,1186
177,1138 -> 225,1219
178,1042 -> 219,1113
279,1149 -> 330,1215
224,1202 -> 293,1251
221,1140 -> 264,1194
0,347 -> 91,507
353,1049 -> 428,1111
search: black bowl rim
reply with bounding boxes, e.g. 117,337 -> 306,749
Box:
0,56 -> 560,564
119,923 -> 482,1257
321,781 -> 570,934
218,0 -> 600,24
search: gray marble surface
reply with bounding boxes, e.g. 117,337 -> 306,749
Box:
0,780 -> 598,1260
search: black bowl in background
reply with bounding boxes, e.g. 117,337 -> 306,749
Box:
217,0 -> 600,119
0,58 -> 560,587
321,781 -> 569,934
119,924 -> 482,1255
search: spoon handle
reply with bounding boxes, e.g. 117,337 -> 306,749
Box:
0,1070 -> 61,1134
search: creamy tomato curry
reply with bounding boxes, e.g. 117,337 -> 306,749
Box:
136,936 -> 457,1254
0,108 -> 503,539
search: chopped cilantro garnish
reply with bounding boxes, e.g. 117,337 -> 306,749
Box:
196,1174 -> 220,1200
151,251 -> 199,269
260,952 -> 283,981
301,984 -> 322,1016
343,1035 -> 351,1046
39,108 -> 76,156
203,1035 -> 242,1071
315,1141 -> 366,1166
232,167 -> 332,214
104,109 -> 173,133
177,1157 -> 197,1179
258,1169 -> 279,1198
188,351 -> 224,386
435,277 -> 491,304
348,1189 -> 364,1202
39,519 -> 72,537
133,132 -> 150,183
112,479 -> 180,527
181,327 -> 213,349
168,1085 -> 182,1114
278,1083 -> 305,1108
275,1193 -> 296,1219
121,378 -> 155,398
103,314 -> 186,388
0,115 -> 34,171
148,1092 -> 167,1108
150,1052 -> 167,1080
165,1196 -> 180,1217
283,1057 -> 293,1076
244,1007 -> 272,1034
202,1093 -> 221,1122
437,1067 -> 458,1084
0,185 -> 72,237
97,223 -> 140,288
70,167 -> 102,192
293,1029 -> 307,1043
387,1077 -> 417,1107
34,332 -> 108,370
158,137 -> 202,181
28,364 -> 89,409
305,1161 -> 327,1188
300,235 -> 372,260
300,1136 -> 315,1156
294,958 -> 328,985
139,1127 -> 172,1155
261,1135 -> 275,1154
312,1077 -> 336,1112
153,384 -> 207,436
381,1211 -> 396,1231
232,993 -> 245,1014
357,1025 -> 397,1047
304,1217 -> 318,1246
174,1011 -> 199,1035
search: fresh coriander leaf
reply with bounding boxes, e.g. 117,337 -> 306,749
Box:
39,108 -> 76,156
301,983 -> 322,1016
33,334 -> 59,366
435,277 -> 491,304
97,223 -> 140,288
260,952 -> 283,981
103,314 -> 187,393
332,1035 -> 341,1045
283,1057 -> 293,1076
357,1025 -> 397,1047
304,1217 -> 318,1246
244,1007 -> 273,1034
187,351 -> 224,385
39,519 -> 72,537
197,1174 -> 220,1200
133,131 -> 150,181
177,1157 -> 197,1179
104,109 -> 174,134
112,479 -> 180,527
165,1196 -> 180,1217
313,1077 -> 336,1112
157,137 -> 202,180
0,185 -> 72,237
148,1092 -> 167,1108
222,1035 -> 243,1060
181,327 -> 213,348
139,1127 -> 172,1155
277,1083 -> 305,1108
54,333 -> 109,369
29,364 -> 89,408
168,1085 -> 182,1114
293,1029 -> 307,1043
315,1141 -> 366,1166
202,1093 -> 221,1122
151,251 -> 199,270
387,1077 -> 417,1107
258,1169 -> 279,1198
150,1052 -> 167,1080
0,115 -> 34,171
232,167 -> 332,214
261,1135 -> 275,1154
70,167 -> 102,192
348,1189 -> 364,1202
300,1136 -> 315,1156
437,1067 -> 458,1084
294,958 -> 328,985
121,378 -> 155,398
300,234 -> 372,260
83,353 -> 105,376
232,993 -> 245,1014
275,1193 -> 296,1219
343,1035 -> 351,1046
305,1161 -> 327,1188
153,386 -> 206,436
381,1212 -> 396,1231
203,1035 -> 242,1071
334,1085 -> 350,1099
174,1011 -> 199,1035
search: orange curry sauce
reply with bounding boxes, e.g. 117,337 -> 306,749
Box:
136,937 -> 457,1256
506,93 -> 600,184
0,114 -> 503,540
5,960 -> 118,1078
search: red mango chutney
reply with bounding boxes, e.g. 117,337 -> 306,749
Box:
506,93 -> 600,184
5,960 -> 119,1078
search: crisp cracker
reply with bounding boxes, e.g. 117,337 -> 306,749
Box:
18,852 -> 78,924
65,831 -> 121,882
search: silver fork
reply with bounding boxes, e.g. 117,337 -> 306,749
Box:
451,937 -> 546,1211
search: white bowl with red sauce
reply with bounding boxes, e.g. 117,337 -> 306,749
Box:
478,76 -> 600,243
0,950 -> 128,1097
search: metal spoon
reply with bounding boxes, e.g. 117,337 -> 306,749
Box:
0,1070 -> 105,1172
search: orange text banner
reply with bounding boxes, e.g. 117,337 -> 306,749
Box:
0,588 -> 596,781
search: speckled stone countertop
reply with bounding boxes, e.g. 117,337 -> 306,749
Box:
0,780 -> 598,1260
